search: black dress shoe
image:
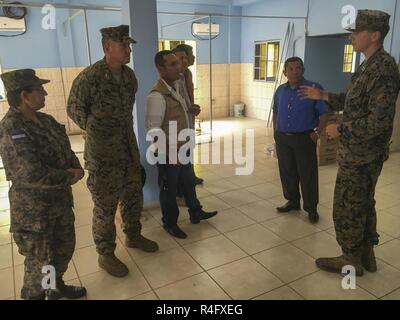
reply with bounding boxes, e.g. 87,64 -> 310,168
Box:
308,212 -> 320,224
190,210 -> 218,224
47,281 -> 87,300
276,201 -> 301,213
163,225 -> 188,239
195,176 -> 204,185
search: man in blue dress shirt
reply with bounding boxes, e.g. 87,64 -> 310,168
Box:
273,57 -> 329,223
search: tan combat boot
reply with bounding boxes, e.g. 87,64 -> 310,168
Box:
316,254 -> 364,276
362,245 -> 377,272
98,253 -> 129,277
125,234 -> 159,253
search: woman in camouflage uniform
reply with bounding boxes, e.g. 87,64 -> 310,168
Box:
0,69 -> 87,300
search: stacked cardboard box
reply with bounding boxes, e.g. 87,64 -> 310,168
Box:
317,113 -> 343,166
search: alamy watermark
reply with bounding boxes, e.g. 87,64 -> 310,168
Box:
41,265 -> 56,290
40,4 -> 56,30
341,5 -> 357,30
146,121 -> 255,175
342,265 -> 357,290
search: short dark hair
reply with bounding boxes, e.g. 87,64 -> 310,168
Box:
101,38 -> 108,49
284,57 -> 305,71
154,50 -> 173,67
366,26 -> 389,44
7,87 -> 34,108
172,46 -> 187,55
379,26 -> 390,43
101,37 -> 114,52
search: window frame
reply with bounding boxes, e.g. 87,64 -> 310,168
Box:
254,40 -> 280,82
0,61 -> 5,101
343,44 -> 357,73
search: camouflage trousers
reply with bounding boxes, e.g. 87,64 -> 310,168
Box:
87,166 -> 143,255
13,208 -> 75,299
333,157 -> 384,256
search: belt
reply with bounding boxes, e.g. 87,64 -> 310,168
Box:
279,130 -> 313,136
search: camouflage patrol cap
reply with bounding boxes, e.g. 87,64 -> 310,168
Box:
0,69 -> 50,93
346,9 -> 390,33
176,43 -> 193,55
100,25 -> 136,44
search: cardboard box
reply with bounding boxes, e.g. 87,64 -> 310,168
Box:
318,153 -> 337,166
319,135 -> 340,147
318,145 -> 338,156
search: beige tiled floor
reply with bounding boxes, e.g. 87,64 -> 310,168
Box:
1,117 -> 400,300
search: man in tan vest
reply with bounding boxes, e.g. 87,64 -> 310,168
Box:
146,50 -> 218,239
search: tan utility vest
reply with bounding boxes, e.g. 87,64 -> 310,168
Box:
151,79 -> 190,147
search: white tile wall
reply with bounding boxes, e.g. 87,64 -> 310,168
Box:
0,67 -> 85,135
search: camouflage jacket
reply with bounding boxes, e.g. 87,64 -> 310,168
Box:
67,58 -> 141,175
0,109 -> 82,232
328,47 -> 400,165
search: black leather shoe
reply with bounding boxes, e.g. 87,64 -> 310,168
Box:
190,210 -> 218,224
276,201 -> 300,213
308,212 -> 320,224
47,280 -> 87,300
163,225 -> 188,239
195,176 -> 204,185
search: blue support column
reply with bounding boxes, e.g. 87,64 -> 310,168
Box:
122,0 -> 159,204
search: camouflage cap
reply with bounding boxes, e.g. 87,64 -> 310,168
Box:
346,9 -> 390,33
175,43 -> 193,55
0,69 -> 50,93
100,25 -> 136,44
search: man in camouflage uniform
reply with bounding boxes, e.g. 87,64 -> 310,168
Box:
299,10 -> 400,276
0,69 -> 87,299
174,44 -> 204,186
67,25 -> 158,278
175,44 -> 196,105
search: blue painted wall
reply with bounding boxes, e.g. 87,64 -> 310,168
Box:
304,36 -> 353,93
307,0 -> 400,62
239,0 -> 399,96
1,1 -> 61,68
69,1 -> 122,66
2,0 -> 399,67
157,2 -> 242,64
0,0 -> 243,69
240,0 -> 308,64
0,0 -> 122,69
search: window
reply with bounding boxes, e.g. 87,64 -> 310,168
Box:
254,41 -> 280,81
158,39 -> 197,88
0,63 -> 5,101
159,40 -> 185,51
343,44 -> 357,73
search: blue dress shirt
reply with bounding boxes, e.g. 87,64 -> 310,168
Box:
273,78 -> 328,133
